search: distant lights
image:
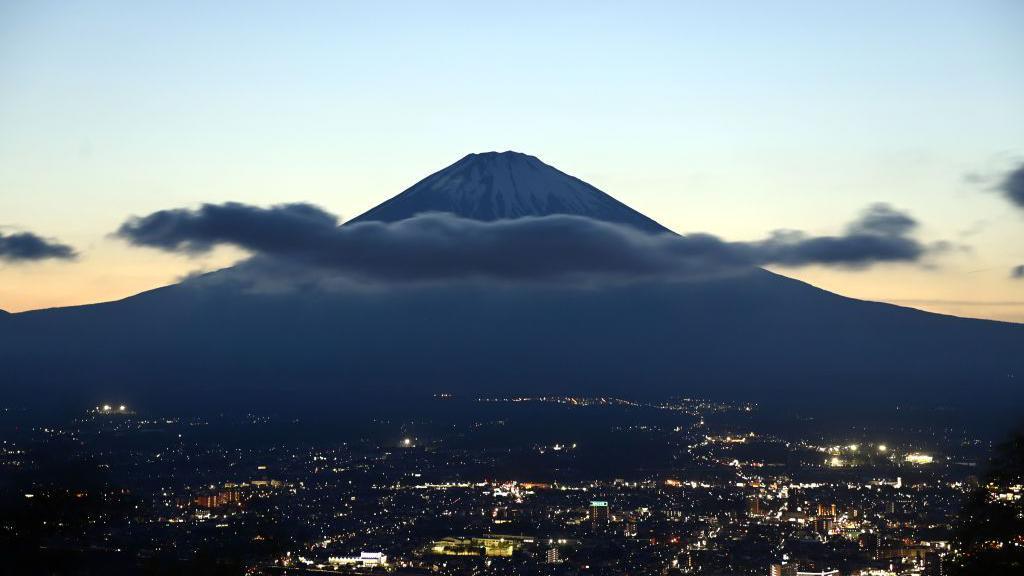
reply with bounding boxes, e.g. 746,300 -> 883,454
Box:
878,444 -> 887,452
402,438 -> 412,447
102,404 -> 111,412
906,453 -> 933,464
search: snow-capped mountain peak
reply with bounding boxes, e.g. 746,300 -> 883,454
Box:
349,151 -> 668,232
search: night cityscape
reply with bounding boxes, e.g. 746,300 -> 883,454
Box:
1,2 -> 1022,574
2,395 -> 1020,575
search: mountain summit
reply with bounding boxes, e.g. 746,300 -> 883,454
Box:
350,151 -> 668,232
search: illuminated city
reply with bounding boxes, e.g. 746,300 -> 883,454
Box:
3,395 -> 1019,574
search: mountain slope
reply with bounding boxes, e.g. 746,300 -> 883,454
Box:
0,152 -> 1021,422
3,269 -> 1021,417
350,151 -> 669,232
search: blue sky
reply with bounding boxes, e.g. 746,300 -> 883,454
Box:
1,1 -> 1022,319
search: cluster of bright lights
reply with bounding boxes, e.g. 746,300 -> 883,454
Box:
905,453 -> 934,464
826,442 -> 890,455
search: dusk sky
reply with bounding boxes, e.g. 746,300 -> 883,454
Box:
1,0 -> 1022,320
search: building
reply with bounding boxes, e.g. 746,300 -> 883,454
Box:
193,489 -> 243,509
770,563 -> 797,576
623,515 -> 638,537
770,563 -> 839,576
328,552 -> 388,567
428,536 -> 529,557
589,501 -> 610,530
194,494 -> 218,509
546,547 -> 560,564
748,496 -> 763,516
924,552 -> 944,576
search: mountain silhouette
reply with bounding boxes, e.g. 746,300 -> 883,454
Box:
1,153 -> 1021,425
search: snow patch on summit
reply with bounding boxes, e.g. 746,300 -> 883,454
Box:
349,151 -> 668,233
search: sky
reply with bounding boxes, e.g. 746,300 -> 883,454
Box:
1,0 -> 1022,320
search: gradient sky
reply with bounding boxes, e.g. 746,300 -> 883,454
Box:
1,1 -> 1022,320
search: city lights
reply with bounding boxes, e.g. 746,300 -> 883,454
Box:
3,395 -> 990,574
906,453 -> 934,465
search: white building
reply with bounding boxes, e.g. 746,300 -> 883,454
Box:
328,551 -> 388,567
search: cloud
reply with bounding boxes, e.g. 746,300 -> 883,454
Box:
971,161 -> 1024,211
963,171 -> 989,186
116,202 -> 945,287
116,202 -> 339,254
847,203 -> 918,236
958,219 -> 989,239
999,163 -> 1024,210
746,203 -> 928,268
0,231 -> 76,263
1012,265 -> 1024,280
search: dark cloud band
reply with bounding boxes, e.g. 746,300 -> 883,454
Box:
0,231 -> 76,263
116,202 -> 339,254
116,202 -> 944,285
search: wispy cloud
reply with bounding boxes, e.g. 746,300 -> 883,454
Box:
967,161 -> 1024,212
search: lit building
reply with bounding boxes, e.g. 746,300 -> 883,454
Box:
623,515 -> 638,537
770,563 -> 797,576
906,453 -> 934,464
195,494 -> 218,508
546,547 -> 560,564
328,552 -> 387,567
589,500 -> 610,530
428,536 -> 528,557
748,496 -> 763,516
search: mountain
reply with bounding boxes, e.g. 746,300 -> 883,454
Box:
1,153 -> 1022,425
350,151 -> 668,232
